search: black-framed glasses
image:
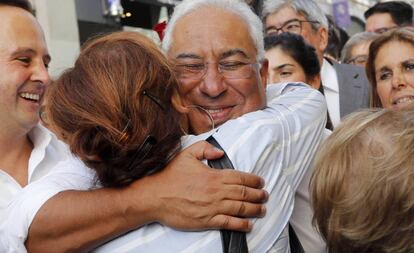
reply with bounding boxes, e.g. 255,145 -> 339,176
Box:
175,61 -> 259,81
345,55 -> 368,67
266,18 -> 320,35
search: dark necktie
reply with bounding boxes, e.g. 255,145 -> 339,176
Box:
318,84 -> 334,131
206,136 -> 249,253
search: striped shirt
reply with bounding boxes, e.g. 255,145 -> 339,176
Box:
1,82 -> 326,253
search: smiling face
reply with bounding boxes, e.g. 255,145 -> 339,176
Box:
375,41 -> 414,109
168,7 -> 267,134
265,47 -> 307,84
0,6 -> 50,133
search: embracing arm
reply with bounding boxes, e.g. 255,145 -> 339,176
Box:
24,141 -> 267,253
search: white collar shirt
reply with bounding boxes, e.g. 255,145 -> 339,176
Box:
0,124 -> 70,209
321,59 -> 340,127
1,83 -> 327,253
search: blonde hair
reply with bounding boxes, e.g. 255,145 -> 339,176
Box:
311,107 -> 414,253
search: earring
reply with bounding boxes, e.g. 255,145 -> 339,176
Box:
185,105 -> 215,132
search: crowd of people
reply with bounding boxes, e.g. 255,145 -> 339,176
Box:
0,0 -> 413,252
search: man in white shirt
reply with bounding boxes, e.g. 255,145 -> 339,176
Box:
2,0 -> 326,252
0,1 -> 269,252
263,0 -> 370,128
262,0 -> 370,252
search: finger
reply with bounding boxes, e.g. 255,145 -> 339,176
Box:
216,200 -> 266,218
209,215 -> 253,232
181,141 -> 224,161
219,169 -> 265,189
220,185 -> 268,203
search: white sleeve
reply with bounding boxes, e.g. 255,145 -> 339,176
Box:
0,158 -> 96,253
211,82 -> 326,252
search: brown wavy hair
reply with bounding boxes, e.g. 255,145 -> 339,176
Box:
45,31 -> 182,187
311,107 -> 414,253
366,27 -> 414,108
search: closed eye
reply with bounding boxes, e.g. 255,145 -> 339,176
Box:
280,71 -> 292,77
219,61 -> 246,71
17,57 -> 31,64
178,63 -> 205,72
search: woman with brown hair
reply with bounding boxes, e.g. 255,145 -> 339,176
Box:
36,29 -> 326,252
45,31 -> 183,187
311,106 -> 414,253
366,27 -> 414,109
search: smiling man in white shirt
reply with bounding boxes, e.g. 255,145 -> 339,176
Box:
0,1 -> 269,252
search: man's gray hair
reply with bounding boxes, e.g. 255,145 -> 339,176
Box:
341,32 -> 380,63
162,0 -> 265,61
262,0 -> 328,30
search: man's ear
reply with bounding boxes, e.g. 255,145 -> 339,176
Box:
171,90 -> 189,114
318,26 -> 329,53
259,58 -> 269,89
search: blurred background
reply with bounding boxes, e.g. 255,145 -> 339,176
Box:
28,0 -> 414,77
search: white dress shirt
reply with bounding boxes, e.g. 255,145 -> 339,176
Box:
321,59 -> 340,128
0,83 -> 326,253
0,125 -> 70,209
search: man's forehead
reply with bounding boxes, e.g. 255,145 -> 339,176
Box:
168,8 -> 257,61
266,6 -> 304,25
0,7 -> 49,58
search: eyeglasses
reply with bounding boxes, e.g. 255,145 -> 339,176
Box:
266,18 -> 320,35
175,61 -> 259,81
345,55 -> 368,66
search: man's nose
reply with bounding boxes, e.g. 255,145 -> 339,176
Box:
31,60 -> 51,86
199,65 -> 227,98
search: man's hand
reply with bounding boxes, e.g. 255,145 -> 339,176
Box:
26,142 -> 267,253
122,141 -> 268,232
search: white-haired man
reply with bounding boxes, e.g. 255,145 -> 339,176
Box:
2,0 -> 326,252
0,1 -> 270,252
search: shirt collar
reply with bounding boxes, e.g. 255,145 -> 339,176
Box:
321,59 -> 339,92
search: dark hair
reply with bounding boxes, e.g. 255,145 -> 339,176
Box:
366,27 -> 414,108
364,1 -> 413,27
0,0 -> 33,13
325,15 -> 349,60
46,31 -> 182,187
264,33 -> 320,79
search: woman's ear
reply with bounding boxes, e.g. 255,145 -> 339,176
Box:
171,90 -> 189,114
308,74 -> 321,89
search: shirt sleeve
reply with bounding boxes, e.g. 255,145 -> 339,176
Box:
211,82 -> 326,252
0,158 -> 96,253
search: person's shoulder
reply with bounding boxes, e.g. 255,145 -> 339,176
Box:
333,62 -> 366,76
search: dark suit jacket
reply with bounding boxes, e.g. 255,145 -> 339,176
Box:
331,62 -> 370,118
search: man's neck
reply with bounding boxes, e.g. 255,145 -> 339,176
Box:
0,126 -> 34,187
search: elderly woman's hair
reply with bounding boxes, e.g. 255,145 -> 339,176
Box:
46,31 -> 182,187
262,0 -> 328,30
162,0 -> 265,61
366,27 -> 414,108
311,107 -> 414,253
264,33 -> 320,79
341,31 -> 379,63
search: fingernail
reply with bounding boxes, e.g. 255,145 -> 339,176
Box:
260,178 -> 265,188
261,205 -> 267,217
214,147 -> 223,152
